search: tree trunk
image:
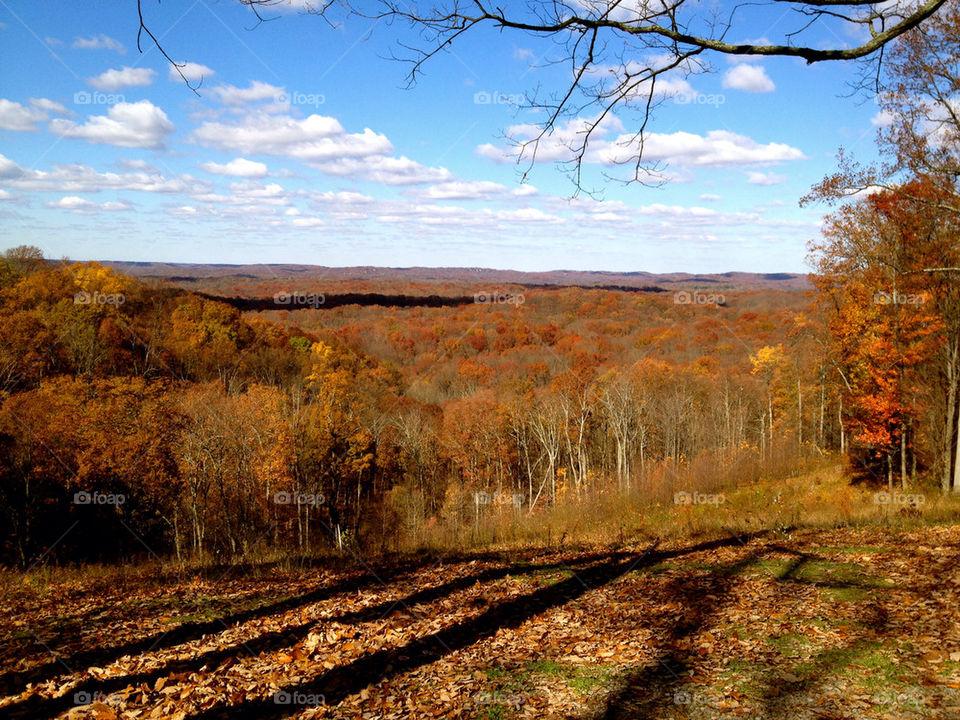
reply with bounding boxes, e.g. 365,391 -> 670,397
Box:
946,341 -> 960,493
900,422 -> 908,490
953,388 -> 960,493
797,377 -> 802,447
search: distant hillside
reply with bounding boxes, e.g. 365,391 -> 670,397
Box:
101,262 -> 811,291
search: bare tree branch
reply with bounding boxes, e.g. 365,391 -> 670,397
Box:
143,0 -> 950,189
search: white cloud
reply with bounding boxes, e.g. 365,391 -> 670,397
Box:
638,203 -> 721,218
191,181 -> 292,207
30,98 -> 68,115
264,0 -> 324,11
347,156 -> 452,185
483,117 -> 803,169
722,64 -> 775,93
747,171 -> 787,185
0,154 -> 25,179
871,109 -> 895,127
571,0 -> 671,22
199,157 -> 269,177
45,37 -> 62,47
637,130 -> 802,166
115,158 -> 157,171
0,153 -> 207,194
0,98 -> 68,131
418,180 -> 510,200
495,207 -> 562,224
478,114 -> 628,164
89,67 -> 156,91
0,100 -> 48,131
45,196 -> 133,213
193,114 -> 382,159
372,200 -> 563,228
49,101 -> 174,148
212,81 -> 284,105
311,190 -> 375,204
72,35 -> 126,54
194,112 -> 451,185
172,62 -> 215,83
167,205 -> 199,218
632,203 -> 770,231
475,143 -> 512,163
587,57 -> 705,105
292,217 -> 326,228
699,193 -> 721,201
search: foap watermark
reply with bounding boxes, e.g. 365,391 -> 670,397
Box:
873,290 -> 927,306
74,691 -> 123,706
675,92 -> 725,108
475,491 -> 525,508
274,491 -> 325,507
674,290 -> 725,306
276,90 -> 325,108
874,491 -> 925,506
74,291 -> 124,306
74,90 -> 125,106
473,90 -> 525,106
872,688 -> 924,707
674,490 -> 725,506
74,490 -> 125,506
673,689 -> 726,708
273,291 -> 325,309
273,690 -> 325,707
474,291 -> 525,307
475,690 -> 529,707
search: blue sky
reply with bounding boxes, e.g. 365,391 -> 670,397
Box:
0,1 -> 888,272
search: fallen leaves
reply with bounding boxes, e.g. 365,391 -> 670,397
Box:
2,527 -> 960,718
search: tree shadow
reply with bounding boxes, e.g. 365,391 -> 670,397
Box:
597,544 -> 917,720
594,546 -> 770,719
2,552 -> 620,718
0,551 -> 467,696
752,552 -> 895,720
177,534 -> 769,719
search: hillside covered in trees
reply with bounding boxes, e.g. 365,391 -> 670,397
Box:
1,242 -> 957,568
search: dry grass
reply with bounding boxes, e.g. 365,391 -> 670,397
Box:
404,453 -> 960,553
7,453 -> 956,591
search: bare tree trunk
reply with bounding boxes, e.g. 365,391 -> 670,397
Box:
839,399 -> 846,455
759,411 -> 766,460
946,341 -> 960,493
953,388 -> 960,493
797,377 -> 803,447
818,379 -> 825,450
769,396 -> 774,447
900,422 -> 908,490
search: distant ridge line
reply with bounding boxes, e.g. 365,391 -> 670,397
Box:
98,261 -> 811,291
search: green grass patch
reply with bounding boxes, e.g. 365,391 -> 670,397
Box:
816,546 -> 891,554
791,640 -> 886,682
524,659 -> 618,694
736,557 -> 896,600
767,632 -> 813,658
484,665 -> 512,681
938,660 -> 960,678
477,705 -> 508,720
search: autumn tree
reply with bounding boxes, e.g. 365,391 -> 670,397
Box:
809,180 -> 958,489
176,382 -> 293,558
0,376 -> 183,564
595,366 -> 649,490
